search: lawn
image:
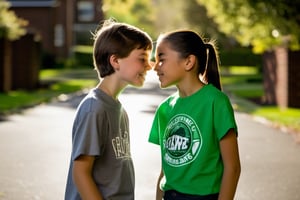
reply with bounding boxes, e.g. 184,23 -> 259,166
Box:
221,66 -> 300,134
0,69 -> 97,115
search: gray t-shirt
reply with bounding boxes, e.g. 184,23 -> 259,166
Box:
65,88 -> 135,200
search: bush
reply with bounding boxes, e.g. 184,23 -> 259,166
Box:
220,47 -> 262,67
73,45 -> 93,68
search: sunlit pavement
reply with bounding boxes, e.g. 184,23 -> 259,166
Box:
0,71 -> 299,200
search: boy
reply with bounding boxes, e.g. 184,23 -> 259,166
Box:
65,19 -> 153,200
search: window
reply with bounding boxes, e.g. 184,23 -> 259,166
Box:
77,1 -> 94,22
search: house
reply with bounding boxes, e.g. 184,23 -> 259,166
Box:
8,0 -> 103,61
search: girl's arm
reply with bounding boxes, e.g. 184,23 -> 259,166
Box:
156,168 -> 164,200
72,155 -> 104,200
218,129 -> 241,200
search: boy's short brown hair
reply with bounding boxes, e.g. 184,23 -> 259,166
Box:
93,19 -> 152,78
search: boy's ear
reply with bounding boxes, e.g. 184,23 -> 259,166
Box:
185,55 -> 196,71
109,54 -> 120,70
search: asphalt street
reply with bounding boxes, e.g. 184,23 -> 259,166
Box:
0,71 -> 299,200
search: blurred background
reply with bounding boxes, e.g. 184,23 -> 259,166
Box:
0,0 -> 300,134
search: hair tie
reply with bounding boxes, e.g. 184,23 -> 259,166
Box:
205,43 -> 210,49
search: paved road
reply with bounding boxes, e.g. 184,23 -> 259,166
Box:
0,71 -> 300,200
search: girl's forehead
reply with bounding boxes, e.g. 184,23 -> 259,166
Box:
156,41 -> 173,53
156,41 -> 168,50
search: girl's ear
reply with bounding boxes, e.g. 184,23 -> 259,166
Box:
109,54 -> 120,70
184,55 -> 196,71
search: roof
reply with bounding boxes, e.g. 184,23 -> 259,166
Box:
8,0 -> 57,7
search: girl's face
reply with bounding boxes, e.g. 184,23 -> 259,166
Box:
154,41 -> 186,88
118,48 -> 152,87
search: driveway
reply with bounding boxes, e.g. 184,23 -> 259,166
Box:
0,71 -> 299,200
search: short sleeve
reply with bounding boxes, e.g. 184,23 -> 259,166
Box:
148,111 -> 160,145
213,93 -> 237,140
71,110 -> 106,160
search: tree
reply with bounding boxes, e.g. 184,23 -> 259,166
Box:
0,1 -> 27,41
102,0 -> 155,37
182,0 -> 234,49
199,0 -> 300,53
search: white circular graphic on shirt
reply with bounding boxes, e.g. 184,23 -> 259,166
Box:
163,114 -> 202,167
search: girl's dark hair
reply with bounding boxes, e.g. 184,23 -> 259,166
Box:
92,19 -> 152,78
159,30 -> 222,90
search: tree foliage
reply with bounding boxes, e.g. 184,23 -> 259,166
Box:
199,0 -> 300,53
182,0 -> 234,49
0,1 -> 27,41
102,0 -> 155,37
152,0 -> 189,35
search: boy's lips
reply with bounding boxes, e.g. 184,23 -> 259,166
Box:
138,73 -> 147,80
139,72 -> 146,76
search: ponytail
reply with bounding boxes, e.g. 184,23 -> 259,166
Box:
203,43 -> 222,91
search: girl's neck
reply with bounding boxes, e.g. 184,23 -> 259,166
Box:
177,79 -> 205,97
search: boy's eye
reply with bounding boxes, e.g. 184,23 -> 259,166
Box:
140,57 -> 149,62
138,58 -> 145,64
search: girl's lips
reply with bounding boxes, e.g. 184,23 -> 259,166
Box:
157,72 -> 163,77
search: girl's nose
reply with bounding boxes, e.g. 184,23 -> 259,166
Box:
152,61 -> 159,71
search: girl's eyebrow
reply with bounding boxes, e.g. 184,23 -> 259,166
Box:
158,52 -> 164,57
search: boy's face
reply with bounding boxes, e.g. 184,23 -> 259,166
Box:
117,48 -> 152,87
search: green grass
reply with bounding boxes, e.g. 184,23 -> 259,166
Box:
221,74 -> 263,98
40,69 -> 98,80
0,69 -> 97,114
73,45 -> 93,53
222,65 -> 259,75
0,90 -> 53,111
252,107 -> 300,132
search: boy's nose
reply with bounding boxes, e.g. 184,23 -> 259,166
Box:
146,61 -> 155,71
149,61 -> 155,68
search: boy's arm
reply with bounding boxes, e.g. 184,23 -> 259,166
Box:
156,168 -> 164,200
72,155 -> 104,200
218,129 -> 241,200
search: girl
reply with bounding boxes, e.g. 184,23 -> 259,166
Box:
148,30 -> 241,200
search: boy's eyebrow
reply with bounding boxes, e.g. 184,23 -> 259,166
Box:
139,52 -> 150,56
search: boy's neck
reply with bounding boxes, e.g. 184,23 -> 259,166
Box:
97,77 -> 125,99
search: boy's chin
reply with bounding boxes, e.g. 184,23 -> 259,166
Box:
131,82 -> 144,88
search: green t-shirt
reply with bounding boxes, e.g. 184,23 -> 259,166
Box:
148,84 -> 237,195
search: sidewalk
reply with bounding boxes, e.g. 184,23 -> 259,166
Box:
0,71 -> 299,199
